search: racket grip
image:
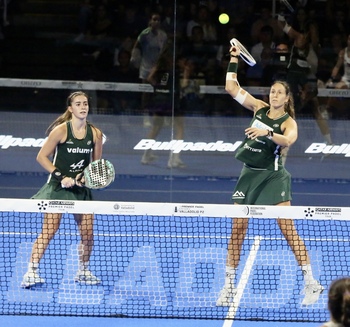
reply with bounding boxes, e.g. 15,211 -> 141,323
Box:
75,173 -> 85,187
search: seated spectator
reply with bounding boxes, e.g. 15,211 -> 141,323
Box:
261,42 -> 290,87
246,46 -> 274,86
186,5 -> 218,43
107,49 -> 141,114
216,25 -> 238,65
179,57 -> 207,115
251,6 -> 283,45
250,25 -> 276,64
181,25 -> 217,73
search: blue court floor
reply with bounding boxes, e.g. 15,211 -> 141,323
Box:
0,173 -> 341,327
0,315 -> 322,327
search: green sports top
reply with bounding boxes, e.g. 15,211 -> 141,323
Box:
51,121 -> 94,179
235,106 -> 290,171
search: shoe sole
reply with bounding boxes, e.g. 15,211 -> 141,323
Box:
74,280 -> 101,285
21,281 -> 45,288
301,287 -> 324,305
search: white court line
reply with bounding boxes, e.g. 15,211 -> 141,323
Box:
222,236 -> 262,327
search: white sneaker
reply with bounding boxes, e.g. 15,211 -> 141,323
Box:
167,157 -> 186,168
301,280 -> 324,305
143,115 -> 152,128
21,270 -> 45,288
216,286 -> 237,306
74,270 -> 101,285
141,152 -> 157,164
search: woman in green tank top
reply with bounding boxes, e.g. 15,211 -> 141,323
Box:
21,91 -> 104,288
216,44 -> 324,307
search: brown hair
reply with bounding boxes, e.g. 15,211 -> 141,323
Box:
272,80 -> 296,119
45,91 -> 102,141
328,277 -> 350,327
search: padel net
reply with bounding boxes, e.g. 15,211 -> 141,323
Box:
1,198 -> 349,321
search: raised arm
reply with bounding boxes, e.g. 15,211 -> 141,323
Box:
226,46 -> 268,113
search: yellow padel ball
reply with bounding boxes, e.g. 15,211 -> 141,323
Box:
219,13 -> 229,24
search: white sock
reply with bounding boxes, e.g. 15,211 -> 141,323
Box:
224,266 -> 236,288
301,264 -> 315,284
79,261 -> 88,272
28,262 -> 39,272
324,133 -> 332,145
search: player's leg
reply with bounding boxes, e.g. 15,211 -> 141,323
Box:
141,115 -> 164,164
21,213 -> 63,288
74,213 -> 101,285
303,77 -> 333,145
276,202 -> 324,305
168,115 -> 185,168
216,216 -> 249,306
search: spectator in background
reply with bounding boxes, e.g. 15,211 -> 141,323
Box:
115,4 -> 145,43
246,46 -> 274,86
186,5 -> 218,43
181,25 -> 217,77
246,25 -> 276,86
160,4 -> 179,40
251,6 -> 283,45
261,42 -> 290,87
106,49 -> 140,114
180,56 -> 207,115
290,6 -> 320,54
319,277 -> 350,327
333,10 -> 350,41
322,33 -> 350,119
140,46 -> 186,168
130,12 -> 168,127
250,25 -> 276,65
75,0 -> 94,42
278,12 -> 334,147
318,32 -> 345,85
216,25 -> 238,65
326,0 -> 350,32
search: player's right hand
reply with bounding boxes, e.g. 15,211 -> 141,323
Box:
75,173 -> 85,187
229,46 -> 240,57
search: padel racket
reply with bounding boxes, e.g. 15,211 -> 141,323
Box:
280,0 -> 294,13
76,159 -> 115,189
229,38 -> 256,66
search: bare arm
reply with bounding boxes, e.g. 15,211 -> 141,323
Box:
225,46 -> 268,113
331,49 -> 345,80
278,117 -> 298,147
244,116 -> 297,148
92,127 -> 103,161
36,124 -> 67,174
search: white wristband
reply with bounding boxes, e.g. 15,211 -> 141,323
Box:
283,24 -> 291,34
226,73 -> 238,82
234,88 -> 247,105
277,14 -> 285,22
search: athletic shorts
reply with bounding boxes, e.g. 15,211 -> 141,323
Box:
31,181 -> 93,201
232,165 -> 292,205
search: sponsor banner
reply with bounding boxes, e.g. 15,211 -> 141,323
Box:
0,112 -> 349,179
2,198 -> 350,220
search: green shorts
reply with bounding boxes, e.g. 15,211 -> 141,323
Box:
232,165 -> 292,205
32,181 -> 93,201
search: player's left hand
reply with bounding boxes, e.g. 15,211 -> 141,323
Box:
244,127 -> 268,140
